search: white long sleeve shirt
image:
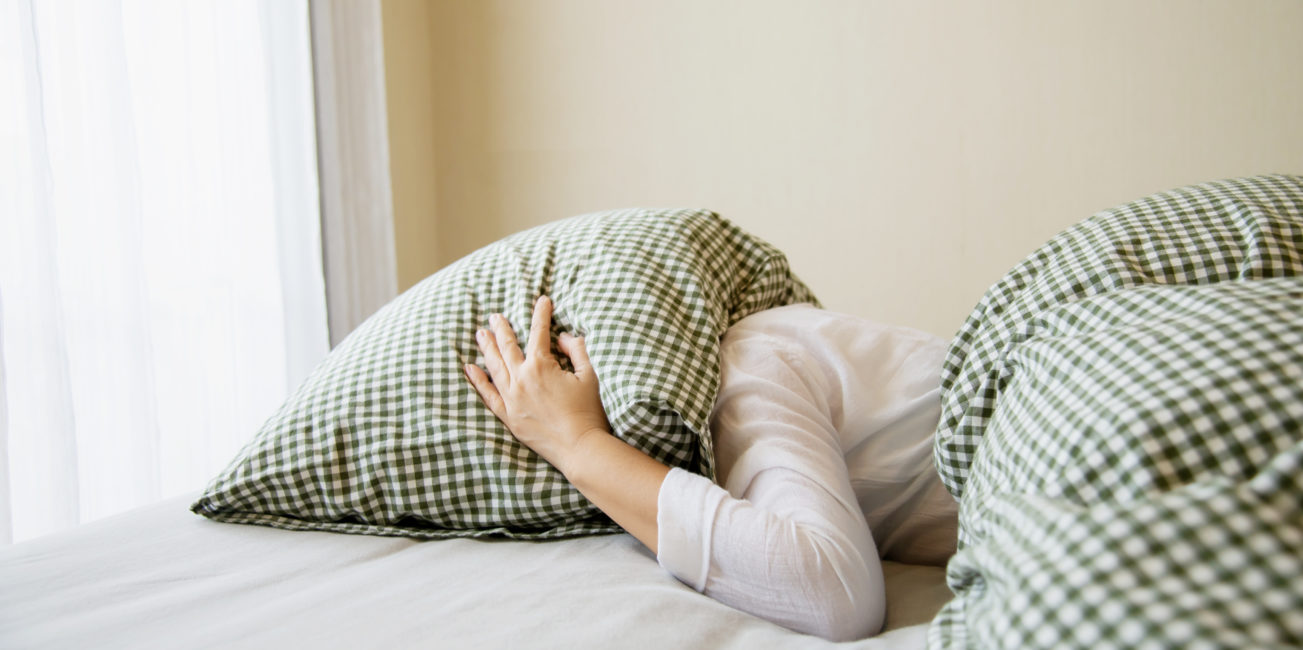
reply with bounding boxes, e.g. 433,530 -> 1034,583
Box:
655,305 -> 957,641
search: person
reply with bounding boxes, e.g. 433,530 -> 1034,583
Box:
463,295 -> 957,641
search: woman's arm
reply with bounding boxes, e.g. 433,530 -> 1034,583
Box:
463,295 -> 669,552
466,298 -> 888,640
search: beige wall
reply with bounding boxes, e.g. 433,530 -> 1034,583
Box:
380,0 -> 439,291
382,0 -> 1303,337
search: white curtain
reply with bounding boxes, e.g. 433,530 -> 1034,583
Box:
0,0 -> 329,544
309,0 -> 398,347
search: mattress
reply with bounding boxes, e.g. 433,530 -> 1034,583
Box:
0,494 -> 951,649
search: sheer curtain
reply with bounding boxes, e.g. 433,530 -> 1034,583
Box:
0,0 -> 330,544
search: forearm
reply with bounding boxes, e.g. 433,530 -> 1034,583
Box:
657,467 -> 884,641
558,430 -> 669,554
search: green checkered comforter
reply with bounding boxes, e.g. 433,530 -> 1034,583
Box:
928,175 -> 1303,648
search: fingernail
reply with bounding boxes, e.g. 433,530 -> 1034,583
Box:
537,295 -> 549,306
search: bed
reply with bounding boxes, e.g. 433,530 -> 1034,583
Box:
3,175 -> 1302,649
1,207 -> 951,650
0,494 -> 950,649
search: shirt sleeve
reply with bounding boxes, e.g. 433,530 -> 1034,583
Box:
655,332 -> 885,641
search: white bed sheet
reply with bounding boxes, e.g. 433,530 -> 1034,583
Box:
0,495 -> 950,649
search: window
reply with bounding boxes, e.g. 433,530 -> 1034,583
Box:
0,0 -> 329,544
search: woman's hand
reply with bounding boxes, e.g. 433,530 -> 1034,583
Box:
463,295 -> 670,553
464,295 -> 609,476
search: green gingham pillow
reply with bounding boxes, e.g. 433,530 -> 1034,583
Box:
193,208 -> 818,539
929,279 -> 1303,648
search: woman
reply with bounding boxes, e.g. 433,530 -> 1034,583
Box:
464,296 -> 956,641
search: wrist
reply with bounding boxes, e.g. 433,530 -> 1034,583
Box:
554,426 -> 611,478
557,426 -> 616,481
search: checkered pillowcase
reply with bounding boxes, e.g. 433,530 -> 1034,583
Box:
192,208 -> 817,539
928,175 -> 1303,648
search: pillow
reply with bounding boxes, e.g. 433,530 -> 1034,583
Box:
927,175 -> 1303,648
192,208 -> 818,539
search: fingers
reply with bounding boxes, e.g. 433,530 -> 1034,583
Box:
489,313 -> 525,366
463,363 -> 506,418
526,295 -> 554,359
474,299 -> 579,399
558,332 -> 595,381
476,327 -> 511,388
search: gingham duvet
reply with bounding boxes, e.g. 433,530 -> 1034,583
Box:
928,175 -> 1303,649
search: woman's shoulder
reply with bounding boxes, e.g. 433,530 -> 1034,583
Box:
724,304 -> 947,362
